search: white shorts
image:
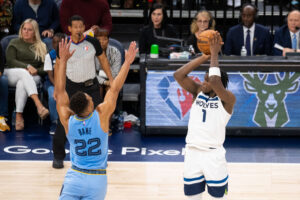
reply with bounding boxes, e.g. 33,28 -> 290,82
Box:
183,145 -> 228,198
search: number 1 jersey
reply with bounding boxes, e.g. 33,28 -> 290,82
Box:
67,110 -> 108,169
186,92 -> 232,150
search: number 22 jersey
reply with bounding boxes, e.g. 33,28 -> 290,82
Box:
67,110 -> 108,170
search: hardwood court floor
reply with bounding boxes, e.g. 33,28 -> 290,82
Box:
0,161 -> 300,200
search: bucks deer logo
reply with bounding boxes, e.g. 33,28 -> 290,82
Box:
242,72 -> 300,127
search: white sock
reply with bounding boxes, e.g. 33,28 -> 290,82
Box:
186,193 -> 203,200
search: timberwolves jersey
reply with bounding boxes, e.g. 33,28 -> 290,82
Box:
67,110 -> 108,169
186,92 -> 232,150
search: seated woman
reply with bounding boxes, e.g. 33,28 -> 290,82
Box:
187,10 -> 216,54
138,3 -> 178,54
94,28 -> 122,100
4,18 -> 49,131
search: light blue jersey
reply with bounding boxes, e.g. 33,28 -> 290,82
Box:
67,110 -> 108,170
60,110 -> 108,200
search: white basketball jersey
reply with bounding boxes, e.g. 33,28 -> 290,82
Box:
186,92 -> 232,150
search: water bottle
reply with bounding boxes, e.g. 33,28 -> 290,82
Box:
241,46 -> 247,56
117,111 -> 124,132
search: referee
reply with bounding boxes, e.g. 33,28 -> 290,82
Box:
52,15 -> 113,168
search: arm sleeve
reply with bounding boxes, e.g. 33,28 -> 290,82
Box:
59,0 -> 72,34
37,63 -> 47,76
6,44 -> 28,68
49,2 -> 60,31
44,54 -> 53,71
99,1 -> 112,33
86,36 -> 103,56
110,47 -> 122,78
37,62 -> 47,76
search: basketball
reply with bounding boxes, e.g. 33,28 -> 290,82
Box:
196,30 -> 221,55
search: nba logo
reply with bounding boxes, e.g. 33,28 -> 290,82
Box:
158,75 -> 201,120
84,46 -> 89,51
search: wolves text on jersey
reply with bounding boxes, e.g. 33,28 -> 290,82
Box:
195,100 -> 219,109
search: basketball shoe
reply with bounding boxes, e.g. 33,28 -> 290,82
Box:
0,116 -> 10,132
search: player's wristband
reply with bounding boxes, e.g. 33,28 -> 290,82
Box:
209,67 -> 221,77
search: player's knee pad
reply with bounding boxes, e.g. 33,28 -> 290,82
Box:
186,193 -> 203,200
184,177 -> 206,196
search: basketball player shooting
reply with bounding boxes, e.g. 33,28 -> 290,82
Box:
54,39 -> 138,200
174,31 -> 236,200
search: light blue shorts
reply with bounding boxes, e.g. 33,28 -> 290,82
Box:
59,166 -> 107,200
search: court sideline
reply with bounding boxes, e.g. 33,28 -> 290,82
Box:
0,161 -> 300,200
1,127 -> 300,199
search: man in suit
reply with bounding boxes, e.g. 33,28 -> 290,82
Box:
224,3 -> 273,56
273,10 -> 300,56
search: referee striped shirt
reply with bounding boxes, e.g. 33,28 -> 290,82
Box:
66,36 -> 103,83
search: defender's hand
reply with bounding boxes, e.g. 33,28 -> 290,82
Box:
124,41 -> 138,65
59,38 -> 75,62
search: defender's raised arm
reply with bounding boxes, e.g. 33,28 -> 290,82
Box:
97,41 -> 138,117
54,39 -> 75,133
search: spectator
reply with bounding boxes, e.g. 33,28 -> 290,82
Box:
12,0 -> 60,49
0,0 -> 13,37
4,19 -> 49,131
43,33 -> 65,135
52,15 -> 113,169
94,28 -> 122,99
60,0 -> 112,35
273,10 -> 300,56
139,3 -> 178,54
187,10 -> 215,54
224,3 -> 273,56
0,42 -> 10,132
